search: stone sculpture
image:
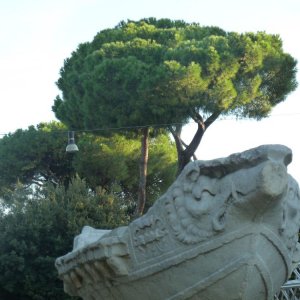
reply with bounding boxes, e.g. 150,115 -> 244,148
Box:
55,144 -> 300,300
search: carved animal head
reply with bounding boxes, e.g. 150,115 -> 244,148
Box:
164,145 -> 300,254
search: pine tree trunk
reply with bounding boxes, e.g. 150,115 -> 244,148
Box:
172,111 -> 222,176
177,150 -> 194,176
135,127 -> 149,217
175,122 -> 205,176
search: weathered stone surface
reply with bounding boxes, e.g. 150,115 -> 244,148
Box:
55,144 -> 300,300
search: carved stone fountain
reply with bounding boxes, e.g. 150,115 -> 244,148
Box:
56,145 -> 300,300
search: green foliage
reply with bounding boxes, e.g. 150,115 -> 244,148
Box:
73,133 -> 140,190
0,124 -> 177,299
0,122 -> 75,199
53,18 -> 297,130
52,18 -> 297,175
0,122 -> 177,213
73,132 -> 177,210
146,134 -> 177,207
0,177 -> 129,300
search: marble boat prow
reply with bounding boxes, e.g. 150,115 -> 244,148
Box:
56,144 -> 300,300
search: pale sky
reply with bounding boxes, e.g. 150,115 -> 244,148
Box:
0,0 -> 299,181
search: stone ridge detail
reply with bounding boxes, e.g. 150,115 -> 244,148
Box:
55,144 -> 300,300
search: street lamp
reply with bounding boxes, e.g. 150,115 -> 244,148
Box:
66,131 -> 79,153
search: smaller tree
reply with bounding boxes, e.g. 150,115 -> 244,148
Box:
0,122 -> 177,214
73,132 -> 177,214
0,177 -> 129,300
0,122 -> 75,198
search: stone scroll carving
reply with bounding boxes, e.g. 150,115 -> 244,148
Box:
55,144 -> 300,300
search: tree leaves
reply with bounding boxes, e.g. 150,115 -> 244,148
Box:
0,122 -> 75,199
52,17 -> 297,175
0,122 -> 177,210
53,18 -> 297,131
0,178 -> 129,299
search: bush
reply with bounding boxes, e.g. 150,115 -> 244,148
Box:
0,177 -> 129,299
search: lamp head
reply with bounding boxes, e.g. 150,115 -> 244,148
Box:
66,131 -> 79,153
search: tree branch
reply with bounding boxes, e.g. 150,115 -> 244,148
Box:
31,179 -> 44,187
182,110 -> 221,162
180,138 -> 198,160
191,110 -> 205,124
183,121 -> 205,158
180,139 -> 188,149
204,110 -> 222,129
168,125 -> 184,154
